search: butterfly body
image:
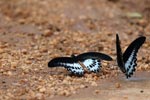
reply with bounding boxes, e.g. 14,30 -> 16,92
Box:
116,34 -> 146,78
48,52 -> 112,76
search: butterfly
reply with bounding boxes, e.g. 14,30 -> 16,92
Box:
116,34 -> 146,78
48,52 -> 113,76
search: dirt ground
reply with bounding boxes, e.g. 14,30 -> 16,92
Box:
0,0 -> 150,100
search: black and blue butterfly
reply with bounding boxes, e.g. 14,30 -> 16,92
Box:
48,52 -> 113,76
116,34 -> 146,78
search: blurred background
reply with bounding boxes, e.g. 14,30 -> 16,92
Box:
0,0 -> 149,34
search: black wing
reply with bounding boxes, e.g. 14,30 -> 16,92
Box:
116,34 -> 126,73
48,57 -> 84,75
123,36 -> 146,78
76,52 -> 112,73
76,52 -> 113,61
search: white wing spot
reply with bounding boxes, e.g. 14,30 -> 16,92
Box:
82,59 -> 101,72
125,49 -> 137,76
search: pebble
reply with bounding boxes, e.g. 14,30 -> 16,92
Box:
59,90 -> 71,96
115,83 -> 121,88
42,29 -> 53,37
94,90 -> 100,94
39,87 -> 46,93
91,81 -> 98,86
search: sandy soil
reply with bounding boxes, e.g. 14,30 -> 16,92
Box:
0,0 -> 150,100
53,71 -> 150,100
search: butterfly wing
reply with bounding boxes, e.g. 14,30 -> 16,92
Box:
76,52 -> 113,61
48,57 -> 84,75
123,36 -> 146,78
76,52 -> 106,73
116,34 -> 126,73
82,59 -> 101,73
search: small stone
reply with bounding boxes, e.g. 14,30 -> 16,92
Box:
40,47 -> 48,53
21,49 -> 28,54
126,12 -> 143,19
91,81 -> 98,86
123,96 -> 128,99
115,83 -> 121,88
94,90 -> 100,94
137,19 -> 147,27
25,60 -> 32,64
144,64 -> 149,70
59,90 -> 71,96
35,93 -> 44,99
11,62 -> 18,69
39,87 -> 46,93
18,19 -> 26,24
0,49 -> 4,54
7,71 -> 13,76
42,29 -> 53,37
79,85 -> 86,89
140,90 -> 144,93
